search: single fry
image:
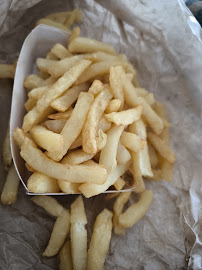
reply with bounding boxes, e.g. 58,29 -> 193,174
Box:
58,180 -> 80,194
119,190 -> 153,228
28,86 -> 49,100
88,80 -> 104,96
36,18 -> 71,33
114,177 -> 125,191
36,58 -> 57,73
113,192 -> 131,235
105,106 -> 142,126
120,131 -> 146,152
24,74 -> 44,90
130,151 -> 145,192
82,88 -> 112,154
31,195 -> 63,217
43,119 -> 67,133
51,83 -> 90,112
109,66 -> 124,108
48,107 -> 73,120
105,99 -> 122,113
30,125 -> 64,152
51,43 -> 72,59
147,132 -> 176,164
1,164 -> 20,205
0,64 -> 15,79
43,209 -> 70,257
59,241 -> 73,270
3,124 -> 12,171
87,209 -> 113,270
21,138 -> 107,184
70,196 -> 87,270
27,172 -> 60,193
48,92 -> 94,161
68,37 -> 116,55
98,116 -> 111,133
116,142 -> 131,165
99,125 -> 124,173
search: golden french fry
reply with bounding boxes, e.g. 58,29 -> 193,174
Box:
147,132 -> 176,164
43,119 -> 67,133
20,138 -> 107,184
119,190 -> 153,228
116,142 -> 131,165
27,172 -> 60,193
130,151 -> 145,192
0,64 -> 15,79
58,180 -> 80,194
70,196 -> 87,270
51,83 -> 90,112
114,177 -> 125,191
59,241 -> 73,270
3,124 -> 12,171
36,58 -> 57,73
99,125 -> 124,173
64,8 -> 81,28
24,74 -> 44,90
87,209 -> 113,270
30,125 -> 64,152
48,107 -> 73,120
31,195 -> 63,217
105,106 -> 142,125
51,43 -> 72,59
36,18 -> 71,33
120,131 -> 146,152
79,162 -> 130,198
82,88 -> 112,154
22,60 -> 91,132
88,80 -> 104,96
43,208 -> 70,257
28,86 -> 49,101
113,191 -> 131,235
48,92 -> 94,161
109,66 -> 124,108
1,164 -> 20,205
105,99 -> 122,113
68,37 -> 116,55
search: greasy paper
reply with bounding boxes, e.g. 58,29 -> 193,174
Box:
0,0 -> 202,269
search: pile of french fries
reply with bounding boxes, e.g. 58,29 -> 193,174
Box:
0,9 -> 176,270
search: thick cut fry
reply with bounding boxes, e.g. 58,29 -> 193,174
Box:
79,162 -> 130,198
105,106 -> 142,126
147,132 -> 176,164
36,18 -> 71,32
82,88 -> 112,154
1,165 -> 20,205
131,151 -> 145,192
58,181 -> 80,194
148,143 -> 158,168
23,60 -> 91,132
116,142 -> 131,165
48,92 -> 93,161
113,192 -> 131,235
31,196 -> 63,217
105,99 -> 122,113
51,43 -> 72,59
48,107 -> 73,120
51,83 -> 90,112
88,80 -> 104,96
30,125 -> 64,152
99,125 -> 124,173
43,209 -> 70,257
120,131 -> 146,152
68,37 -> 116,55
109,66 -> 124,108
3,124 -> 12,171
27,172 -> 60,193
28,86 -> 49,100
70,196 -> 87,270
114,177 -> 125,191
119,190 -> 153,228
24,74 -> 44,90
87,209 -> 113,270
0,64 -> 15,78
21,138 -> 107,184
59,241 -> 73,270
36,58 -> 57,73
43,119 -> 67,133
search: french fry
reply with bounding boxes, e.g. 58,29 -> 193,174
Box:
51,83 -> 90,112
105,106 -> 142,125
68,37 -> 116,55
105,99 -> 122,113
130,151 -> 145,192
46,51 -> 59,60
58,181 -> 80,194
27,172 -> 60,193
22,60 -> 91,132
109,66 -> 124,109
3,124 -> 12,171
64,8 -> 81,28
28,86 -> 49,100
30,125 -> 64,152
38,70 -> 49,80
70,196 -> 87,270
160,159 -> 174,182
0,64 -> 15,79
43,119 -> 67,133
48,92 -> 94,161
148,143 -> 158,168
31,195 -> 63,217
42,76 -> 57,86
43,209 -> 70,257
113,192 -> 131,235
24,74 -> 44,90
36,18 -> 71,33
68,27 -> 80,46
97,116 -> 111,133
13,127 -> 34,148
114,177 -> 125,191
1,164 -> 20,205
59,241 -> 73,270
48,107 -> 73,120
20,138 -> 107,184
116,142 -> 131,165
87,209 -> 113,270
79,162 -> 130,198
120,131 -> 146,152
88,80 -> 104,96
51,43 -> 72,59
119,190 -> 153,228
82,88 -> 112,154
99,125 -> 124,173
36,58 -> 57,73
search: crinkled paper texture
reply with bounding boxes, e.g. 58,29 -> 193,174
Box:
0,0 -> 202,269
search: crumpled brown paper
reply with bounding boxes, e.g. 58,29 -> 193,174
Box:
0,0 -> 202,269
